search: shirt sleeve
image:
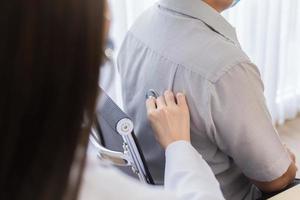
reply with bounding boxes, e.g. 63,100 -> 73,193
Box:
207,61 -> 292,182
165,140 -> 225,200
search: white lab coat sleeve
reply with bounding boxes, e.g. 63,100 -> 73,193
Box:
79,142 -> 224,200
165,140 -> 225,200
80,145 -> 176,200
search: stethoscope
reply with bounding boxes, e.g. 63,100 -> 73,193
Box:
145,89 -> 159,99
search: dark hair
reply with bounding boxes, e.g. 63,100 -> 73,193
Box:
0,0 -> 105,199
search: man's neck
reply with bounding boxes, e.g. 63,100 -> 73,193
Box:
202,0 -> 228,13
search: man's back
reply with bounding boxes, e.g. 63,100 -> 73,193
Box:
117,1 -> 291,199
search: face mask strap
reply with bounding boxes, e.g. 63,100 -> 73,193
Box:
231,0 -> 241,7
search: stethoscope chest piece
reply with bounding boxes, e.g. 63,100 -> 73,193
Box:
146,89 -> 159,99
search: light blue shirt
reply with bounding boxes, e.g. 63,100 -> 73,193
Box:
117,0 -> 291,199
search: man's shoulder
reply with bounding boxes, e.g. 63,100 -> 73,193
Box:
167,35 -> 251,83
123,5 -> 251,83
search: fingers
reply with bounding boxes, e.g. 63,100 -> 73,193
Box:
164,91 -> 176,106
289,149 -> 296,163
156,95 -> 166,109
146,97 -> 156,113
176,93 -> 188,109
146,90 -> 187,110
285,146 -> 296,163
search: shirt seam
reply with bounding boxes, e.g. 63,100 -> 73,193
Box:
212,60 -> 255,83
205,82 -> 216,143
128,30 -> 250,84
127,31 -> 208,80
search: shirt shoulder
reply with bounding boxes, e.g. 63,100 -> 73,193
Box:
127,4 -> 250,83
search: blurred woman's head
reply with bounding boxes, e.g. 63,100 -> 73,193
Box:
0,0 -> 106,199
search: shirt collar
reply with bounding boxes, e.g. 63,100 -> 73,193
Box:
158,0 -> 239,45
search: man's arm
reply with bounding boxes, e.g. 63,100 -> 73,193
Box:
252,150 -> 297,193
209,62 -> 297,193
252,162 -> 297,193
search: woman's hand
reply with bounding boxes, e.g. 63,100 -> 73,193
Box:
145,90 -> 190,149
